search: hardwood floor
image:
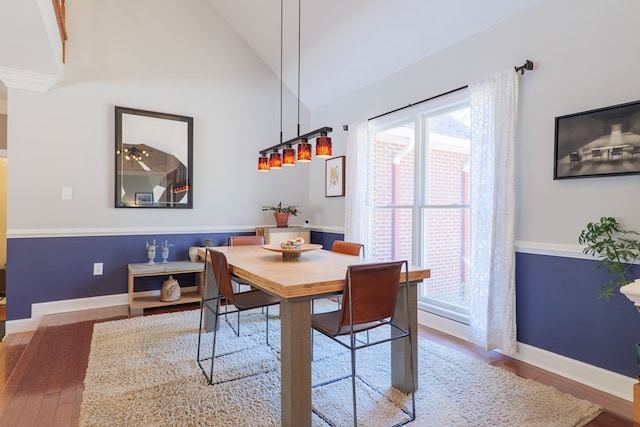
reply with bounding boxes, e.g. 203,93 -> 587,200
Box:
0,304 -> 633,426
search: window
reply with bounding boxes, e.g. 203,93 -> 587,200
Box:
369,90 -> 471,323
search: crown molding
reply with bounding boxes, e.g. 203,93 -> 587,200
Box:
0,67 -> 59,93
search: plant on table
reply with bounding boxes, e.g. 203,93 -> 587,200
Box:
261,202 -> 299,216
262,202 -> 299,228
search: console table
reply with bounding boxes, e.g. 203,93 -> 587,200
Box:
128,261 -> 204,314
260,226 -> 310,245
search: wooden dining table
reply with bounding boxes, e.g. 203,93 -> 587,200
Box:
200,244 -> 430,426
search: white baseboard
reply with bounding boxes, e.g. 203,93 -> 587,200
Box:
511,342 -> 636,402
6,293 -> 128,334
5,286 -> 198,335
417,309 -> 635,402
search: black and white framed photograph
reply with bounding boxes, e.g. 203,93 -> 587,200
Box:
554,100 -> 640,179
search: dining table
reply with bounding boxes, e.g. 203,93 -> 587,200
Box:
199,244 -> 430,426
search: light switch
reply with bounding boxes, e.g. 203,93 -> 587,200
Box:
61,186 -> 73,200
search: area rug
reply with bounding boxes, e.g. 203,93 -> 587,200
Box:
79,309 -> 602,427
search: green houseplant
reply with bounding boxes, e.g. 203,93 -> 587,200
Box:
578,216 -> 640,300
262,202 -> 299,228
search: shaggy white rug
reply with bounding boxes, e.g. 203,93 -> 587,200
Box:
80,309 -> 602,427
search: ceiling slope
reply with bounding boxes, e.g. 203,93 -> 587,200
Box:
207,0 -> 542,110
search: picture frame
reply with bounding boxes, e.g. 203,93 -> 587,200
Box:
325,156 -> 345,197
554,100 -> 640,179
135,192 -> 154,206
115,106 -> 193,208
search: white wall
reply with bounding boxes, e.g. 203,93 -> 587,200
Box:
7,0 -> 312,236
310,0 -> 640,243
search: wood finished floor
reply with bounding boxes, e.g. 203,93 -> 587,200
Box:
0,303 -> 633,426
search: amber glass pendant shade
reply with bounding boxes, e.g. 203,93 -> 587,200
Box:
297,140 -> 312,162
316,135 -> 332,158
269,151 -> 282,169
282,146 -> 296,166
258,155 -> 270,172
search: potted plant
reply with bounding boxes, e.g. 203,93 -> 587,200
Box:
578,216 -> 640,300
262,202 -> 299,228
580,217 -> 640,418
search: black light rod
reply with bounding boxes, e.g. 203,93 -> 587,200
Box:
260,126 -> 333,154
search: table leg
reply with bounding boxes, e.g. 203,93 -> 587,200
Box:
391,282 -> 418,392
280,299 -> 312,426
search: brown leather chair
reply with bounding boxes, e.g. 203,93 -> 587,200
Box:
228,235 -> 266,290
197,248 -> 279,385
321,240 -> 364,309
311,260 -> 415,425
332,240 -> 364,257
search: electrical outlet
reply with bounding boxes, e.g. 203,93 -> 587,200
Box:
93,262 -> 103,276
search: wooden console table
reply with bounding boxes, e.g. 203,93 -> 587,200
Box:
128,261 -> 204,314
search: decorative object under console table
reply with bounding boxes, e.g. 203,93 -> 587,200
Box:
128,261 -> 204,314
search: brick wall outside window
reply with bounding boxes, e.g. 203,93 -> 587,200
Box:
372,127 -> 470,309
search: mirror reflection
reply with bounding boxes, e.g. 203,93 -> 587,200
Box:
115,107 -> 193,208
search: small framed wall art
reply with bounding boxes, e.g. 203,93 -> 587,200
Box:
325,156 -> 345,197
135,192 -> 154,206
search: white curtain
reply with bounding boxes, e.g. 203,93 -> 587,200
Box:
468,69 -> 518,355
344,122 -> 370,250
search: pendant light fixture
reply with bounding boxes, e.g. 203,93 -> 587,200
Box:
315,132 -> 332,158
269,150 -> 282,169
257,0 -> 332,171
297,138 -> 312,162
258,152 -> 270,171
282,144 -> 296,166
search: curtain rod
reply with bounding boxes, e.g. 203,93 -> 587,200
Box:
343,59 -> 534,131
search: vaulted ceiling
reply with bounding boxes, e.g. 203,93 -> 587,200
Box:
0,0 -> 542,111
206,0 -> 542,110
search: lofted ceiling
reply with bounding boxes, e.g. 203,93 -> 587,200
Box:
0,0 -> 542,111
206,0 -> 542,110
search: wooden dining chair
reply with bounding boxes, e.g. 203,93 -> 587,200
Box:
311,260 -> 415,426
196,248 -> 279,385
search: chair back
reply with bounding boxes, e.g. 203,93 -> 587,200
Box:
569,151 -> 580,161
206,249 -> 235,303
332,240 -> 364,256
228,235 -> 266,246
339,261 -> 405,329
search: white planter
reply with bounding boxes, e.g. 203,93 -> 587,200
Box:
620,279 -> 640,306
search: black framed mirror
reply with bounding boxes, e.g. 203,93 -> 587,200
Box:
115,106 -> 193,208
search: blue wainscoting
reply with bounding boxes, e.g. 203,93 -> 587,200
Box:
310,230 -> 344,250
12,231 -> 636,379
6,232 -> 250,320
6,230 -> 344,322
516,252 -> 640,378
